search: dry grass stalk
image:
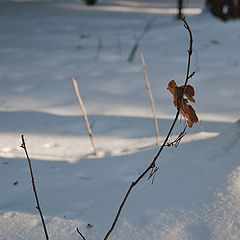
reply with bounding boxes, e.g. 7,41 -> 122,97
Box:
72,77 -> 97,155
140,52 -> 159,145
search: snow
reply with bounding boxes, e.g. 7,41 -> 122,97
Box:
0,0 -> 240,239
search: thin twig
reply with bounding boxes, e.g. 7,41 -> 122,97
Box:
165,126 -> 187,147
128,43 -> 139,63
140,52 -> 159,146
76,227 -> 87,240
72,77 -> 97,155
148,166 -> 159,184
116,33 -> 122,61
188,71 -> 196,80
104,17 -> 194,240
20,135 -> 49,240
95,36 -> 102,60
128,17 -> 155,62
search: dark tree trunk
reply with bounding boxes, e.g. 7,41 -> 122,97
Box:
177,0 -> 183,19
84,0 -> 97,5
239,0 -> 240,17
206,0 -> 240,20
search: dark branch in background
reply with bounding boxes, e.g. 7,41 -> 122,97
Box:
20,135 -> 49,240
77,17 -> 194,240
116,33 -> 122,61
177,0 -> 183,19
95,36 -> 102,60
128,17 -> 155,62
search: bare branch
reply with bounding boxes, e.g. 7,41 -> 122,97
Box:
104,17 -> 195,240
20,135 -> 49,240
140,52 -> 159,146
128,17 -> 155,62
72,77 -> 97,155
76,227 -> 87,240
95,36 -> 102,60
188,71 -> 196,80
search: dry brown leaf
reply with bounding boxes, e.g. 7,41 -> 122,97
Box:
167,80 -> 198,128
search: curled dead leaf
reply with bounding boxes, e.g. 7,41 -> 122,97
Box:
167,80 -> 198,128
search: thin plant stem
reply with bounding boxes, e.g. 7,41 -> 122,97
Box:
95,36 -> 102,60
20,135 -> 49,240
76,227 -> 87,240
104,17 -> 194,240
128,17 -> 155,62
140,52 -> 159,146
72,77 -> 97,155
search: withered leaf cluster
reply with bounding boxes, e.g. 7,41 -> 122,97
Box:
167,80 -> 198,128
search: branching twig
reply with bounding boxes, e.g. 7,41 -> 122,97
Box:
140,52 -> 159,146
188,71 -> 196,80
148,166 -> 159,184
20,135 -> 49,240
103,17 -> 194,240
72,77 -> 97,155
165,126 -> 187,147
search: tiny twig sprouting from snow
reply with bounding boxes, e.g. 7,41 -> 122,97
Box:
140,52 -> 159,146
76,227 -> 87,240
20,135 -> 49,240
72,77 -> 97,155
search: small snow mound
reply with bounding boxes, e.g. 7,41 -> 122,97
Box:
44,142 -> 60,148
112,215 -> 189,240
217,119 -> 240,145
206,119 -> 240,158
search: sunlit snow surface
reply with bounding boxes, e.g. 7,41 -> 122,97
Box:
0,0 -> 240,239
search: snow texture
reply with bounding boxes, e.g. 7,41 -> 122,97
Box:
0,0 -> 240,239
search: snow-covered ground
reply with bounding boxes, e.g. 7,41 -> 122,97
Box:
0,0 -> 240,239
